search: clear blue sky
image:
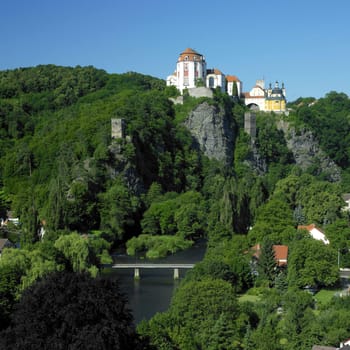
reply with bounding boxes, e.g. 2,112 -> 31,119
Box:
1,0 -> 349,101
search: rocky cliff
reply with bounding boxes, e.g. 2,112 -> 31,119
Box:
277,120 -> 341,182
184,102 -> 236,166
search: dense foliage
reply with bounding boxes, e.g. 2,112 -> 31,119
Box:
0,271 -> 149,349
1,64 -> 350,349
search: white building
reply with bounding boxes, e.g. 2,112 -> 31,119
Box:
243,80 -> 266,111
166,48 -> 207,93
166,48 -> 232,95
226,75 -> 242,97
243,80 -> 287,112
298,224 -> 330,245
206,68 -> 225,92
166,48 -> 287,111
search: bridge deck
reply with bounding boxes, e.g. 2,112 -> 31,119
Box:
112,263 -> 194,269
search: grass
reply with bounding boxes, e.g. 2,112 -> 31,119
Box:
238,294 -> 261,303
314,289 -> 340,306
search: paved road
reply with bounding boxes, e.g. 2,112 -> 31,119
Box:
340,268 -> 350,279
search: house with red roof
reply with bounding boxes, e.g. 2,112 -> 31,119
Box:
226,75 -> 242,97
251,244 -> 289,267
298,224 -> 330,245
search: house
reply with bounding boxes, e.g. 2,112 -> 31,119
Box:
206,68 -> 226,92
251,244 -> 289,267
0,238 -> 14,257
226,75 -> 242,97
298,224 -> 330,245
243,80 -> 287,112
243,80 -> 266,111
273,245 -> 289,266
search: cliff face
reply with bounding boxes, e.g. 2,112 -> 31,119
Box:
277,120 -> 341,182
184,102 -> 236,166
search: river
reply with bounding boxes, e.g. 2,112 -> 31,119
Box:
103,240 -> 206,324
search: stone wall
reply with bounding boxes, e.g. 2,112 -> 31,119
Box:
187,87 -> 213,98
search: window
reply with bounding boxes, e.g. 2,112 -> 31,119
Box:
208,77 -> 215,88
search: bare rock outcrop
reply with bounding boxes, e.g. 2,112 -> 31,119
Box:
184,102 -> 236,166
277,120 -> 341,182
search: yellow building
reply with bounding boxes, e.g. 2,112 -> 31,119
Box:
265,81 -> 286,112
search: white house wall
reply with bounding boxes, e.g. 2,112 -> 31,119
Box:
245,97 -> 265,111
175,60 -> 206,93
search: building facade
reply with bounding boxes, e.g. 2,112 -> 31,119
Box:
265,81 -> 287,112
243,80 -> 287,112
166,48 -> 207,93
166,48 -> 287,112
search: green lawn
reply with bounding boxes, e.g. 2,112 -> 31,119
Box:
238,294 -> 261,303
314,289 -> 340,306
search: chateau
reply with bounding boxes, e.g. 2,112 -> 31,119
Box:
166,48 -> 287,112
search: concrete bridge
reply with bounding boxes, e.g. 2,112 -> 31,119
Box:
111,263 -> 195,279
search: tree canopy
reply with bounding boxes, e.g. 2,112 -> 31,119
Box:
0,271 -> 149,350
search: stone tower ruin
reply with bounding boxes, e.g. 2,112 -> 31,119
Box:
111,118 -> 126,140
244,111 -> 256,139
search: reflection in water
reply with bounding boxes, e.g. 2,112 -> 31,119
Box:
104,241 -> 206,323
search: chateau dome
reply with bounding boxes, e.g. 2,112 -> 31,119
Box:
178,48 -> 205,62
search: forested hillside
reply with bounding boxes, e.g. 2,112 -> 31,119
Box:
1,65 -> 350,349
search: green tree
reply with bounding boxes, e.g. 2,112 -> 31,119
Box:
167,278 -> 239,348
0,271 -> 149,350
257,238 -> 277,287
207,313 -> 240,350
281,289 -> 315,349
54,232 -> 90,273
137,312 -> 177,350
99,177 -> 140,240
296,181 -> 343,225
248,198 -> 295,244
287,238 -> 339,288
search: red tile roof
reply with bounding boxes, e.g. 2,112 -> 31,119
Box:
251,244 -> 288,266
273,245 -> 288,266
178,48 -> 204,62
226,75 -> 241,82
298,224 -> 317,231
182,48 -> 200,55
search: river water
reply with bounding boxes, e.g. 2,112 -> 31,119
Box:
103,240 -> 206,324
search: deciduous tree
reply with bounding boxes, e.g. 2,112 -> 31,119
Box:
0,271 -> 149,349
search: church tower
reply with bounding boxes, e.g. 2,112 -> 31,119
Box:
265,81 -> 287,112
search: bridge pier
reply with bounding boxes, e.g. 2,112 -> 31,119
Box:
134,268 -> 140,280
174,268 -> 179,280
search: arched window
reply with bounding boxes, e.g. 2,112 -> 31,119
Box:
208,76 -> 215,88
